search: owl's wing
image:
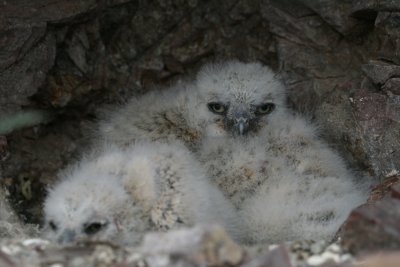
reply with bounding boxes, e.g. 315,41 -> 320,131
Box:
97,84 -> 200,148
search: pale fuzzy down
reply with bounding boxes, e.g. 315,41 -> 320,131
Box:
97,60 -> 370,244
97,83 -> 203,149
42,141 -> 244,245
97,60 -> 286,149
196,61 -> 370,244
199,114 -> 368,243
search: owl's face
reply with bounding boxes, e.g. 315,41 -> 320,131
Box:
43,210 -> 120,244
43,174 -> 131,244
206,96 -> 276,136
195,61 -> 286,137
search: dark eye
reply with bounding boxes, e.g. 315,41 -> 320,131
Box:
255,103 -> 275,115
83,221 -> 108,235
207,102 -> 227,114
48,220 -> 58,231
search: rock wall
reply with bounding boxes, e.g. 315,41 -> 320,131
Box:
0,0 -> 400,220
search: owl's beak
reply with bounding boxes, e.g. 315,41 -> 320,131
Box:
234,117 -> 249,136
227,108 -> 252,136
59,229 -> 76,244
237,119 -> 247,135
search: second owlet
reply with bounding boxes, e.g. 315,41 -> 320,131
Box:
42,141 -> 243,245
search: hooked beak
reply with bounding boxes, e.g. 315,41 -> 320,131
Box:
58,229 -> 76,244
236,117 -> 248,136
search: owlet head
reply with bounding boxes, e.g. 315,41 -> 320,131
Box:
195,60 -> 286,137
43,173 -> 131,244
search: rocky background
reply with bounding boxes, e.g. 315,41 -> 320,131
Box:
0,0 -> 400,266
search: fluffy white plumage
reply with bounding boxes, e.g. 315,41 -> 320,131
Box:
42,141 -> 243,245
98,61 -> 285,148
96,60 -> 369,244
98,83 -> 202,149
196,62 -> 369,243
199,115 -> 368,243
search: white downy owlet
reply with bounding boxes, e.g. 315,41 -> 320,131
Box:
42,141 -> 244,245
